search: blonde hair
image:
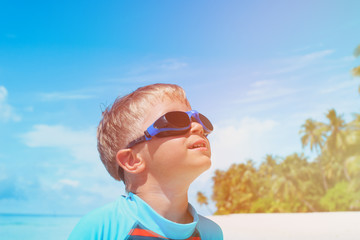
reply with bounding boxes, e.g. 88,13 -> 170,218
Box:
97,83 -> 191,182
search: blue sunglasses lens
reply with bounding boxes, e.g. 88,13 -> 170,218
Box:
198,113 -> 213,132
155,111 -> 191,137
154,111 -> 213,137
164,111 -> 190,128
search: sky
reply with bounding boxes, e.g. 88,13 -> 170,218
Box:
1,0 -> 360,216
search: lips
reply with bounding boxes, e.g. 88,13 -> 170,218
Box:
189,139 -> 208,150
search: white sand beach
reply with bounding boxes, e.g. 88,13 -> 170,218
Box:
208,212 -> 360,240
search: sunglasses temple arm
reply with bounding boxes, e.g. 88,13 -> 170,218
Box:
126,130 -> 153,148
126,135 -> 147,148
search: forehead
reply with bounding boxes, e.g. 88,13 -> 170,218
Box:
142,100 -> 191,129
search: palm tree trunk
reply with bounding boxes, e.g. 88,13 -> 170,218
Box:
301,198 -> 317,212
319,160 -> 328,191
316,147 -> 328,191
343,160 -> 351,182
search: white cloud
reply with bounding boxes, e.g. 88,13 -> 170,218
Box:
300,50 -> 334,61
18,124 -> 125,213
251,79 -> 277,87
22,124 -> 98,162
127,58 -> 188,75
40,92 -> 94,101
0,86 -> 21,122
318,73 -> 358,94
210,117 -> 279,171
234,78 -> 298,104
104,58 -> 190,85
46,179 -> 80,192
242,87 -> 296,104
159,59 -> 188,70
268,49 -> 334,75
58,179 -> 79,188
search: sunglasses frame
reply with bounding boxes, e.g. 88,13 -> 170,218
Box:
126,110 -> 213,148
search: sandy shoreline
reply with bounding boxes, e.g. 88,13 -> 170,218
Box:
208,211 -> 360,240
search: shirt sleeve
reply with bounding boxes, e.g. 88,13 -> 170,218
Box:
67,202 -> 129,240
197,215 -> 224,240
67,214 -> 102,240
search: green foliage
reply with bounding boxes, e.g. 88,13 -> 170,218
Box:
353,66 -> 360,77
320,181 -> 360,211
197,191 -> 208,206
212,161 -> 258,214
353,45 -> 360,93
211,108 -> 360,214
354,45 -> 360,58
209,45 -> 360,213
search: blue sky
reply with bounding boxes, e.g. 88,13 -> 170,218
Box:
1,0 -> 360,215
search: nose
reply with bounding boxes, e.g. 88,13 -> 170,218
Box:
189,120 -> 205,136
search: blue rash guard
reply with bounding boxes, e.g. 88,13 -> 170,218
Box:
68,192 -> 223,240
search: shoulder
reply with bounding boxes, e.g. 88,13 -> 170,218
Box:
68,196 -> 135,240
197,214 -> 223,240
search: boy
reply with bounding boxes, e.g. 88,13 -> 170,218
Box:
68,83 -> 223,239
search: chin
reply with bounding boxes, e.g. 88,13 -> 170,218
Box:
194,156 -> 212,174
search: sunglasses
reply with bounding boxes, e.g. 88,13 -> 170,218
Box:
126,110 -> 213,148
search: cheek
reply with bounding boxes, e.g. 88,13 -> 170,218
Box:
145,137 -> 187,164
153,139 -> 187,161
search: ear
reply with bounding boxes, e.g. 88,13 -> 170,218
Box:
116,149 -> 145,174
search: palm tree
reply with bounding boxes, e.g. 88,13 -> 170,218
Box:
326,109 -> 346,150
258,155 -> 277,189
212,162 -> 258,214
300,119 -> 327,153
300,118 -> 328,190
352,44 -> 360,93
354,45 -> 360,57
196,191 -> 213,214
325,109 -> 351,182
272,154 -> 318,212
353,45 -> 360,75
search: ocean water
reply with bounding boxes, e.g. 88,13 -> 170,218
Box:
0,214 -> 81,240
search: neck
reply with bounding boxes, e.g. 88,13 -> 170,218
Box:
133,183 -> 193,224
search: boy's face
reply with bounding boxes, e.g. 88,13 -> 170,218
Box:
136,99 -> 212,185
